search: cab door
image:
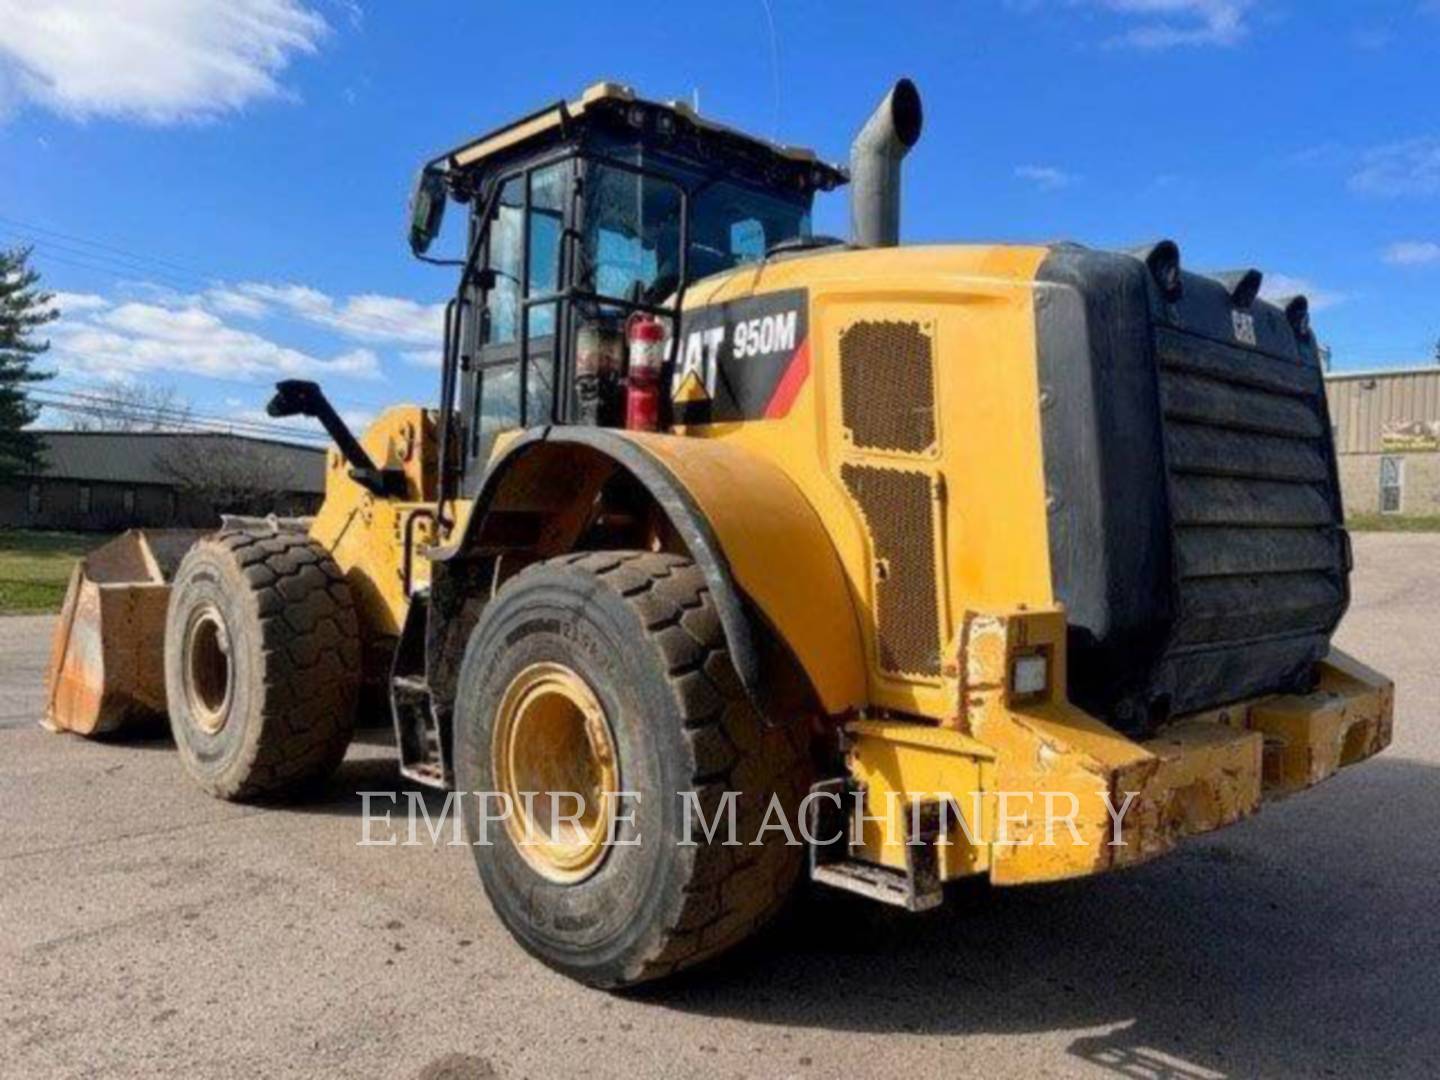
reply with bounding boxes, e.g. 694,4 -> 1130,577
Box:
465,161 -> 571,469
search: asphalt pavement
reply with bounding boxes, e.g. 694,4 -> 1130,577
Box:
2,533 -> 1437,1079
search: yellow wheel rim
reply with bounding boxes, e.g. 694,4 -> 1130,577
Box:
492,662 -> 619,884
184,605 -> 233,735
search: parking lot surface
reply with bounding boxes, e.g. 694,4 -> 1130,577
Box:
2,534 -> 1437,1079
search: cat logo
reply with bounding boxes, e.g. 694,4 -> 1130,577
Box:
1232,309 -> 1257,347
669,289 -> 810,424
671,326 -> 725,404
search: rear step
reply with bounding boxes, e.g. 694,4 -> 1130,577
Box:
392,674 -> 450,789
389,593 -> 451,790
806,778 -> 944,912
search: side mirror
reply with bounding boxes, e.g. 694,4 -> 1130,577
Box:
408,168 -> 447,255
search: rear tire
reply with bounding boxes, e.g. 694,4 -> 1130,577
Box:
454,551 -> 811,988
164,530 -> 360,800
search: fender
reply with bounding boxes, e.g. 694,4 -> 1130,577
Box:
436,427 -> 867,716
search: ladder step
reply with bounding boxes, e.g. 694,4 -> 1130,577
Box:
812,862 -> 941,911
399,760 -> 447,789
393,675 -> 429,697
390,674 -> 449,789
805,778 -> 945,913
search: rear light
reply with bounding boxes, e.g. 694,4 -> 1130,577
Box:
1011,652 -> 1050,700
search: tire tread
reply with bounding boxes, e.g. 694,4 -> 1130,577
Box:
172,530 -> 359,800
509,550 -> 807,985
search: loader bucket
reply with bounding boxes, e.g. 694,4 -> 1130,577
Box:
43,529 -> 205,736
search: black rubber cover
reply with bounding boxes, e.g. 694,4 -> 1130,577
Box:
1035,244 -> 1349,733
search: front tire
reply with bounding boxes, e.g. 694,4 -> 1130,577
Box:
164,531 -> 360,800
454,551 -> 810,988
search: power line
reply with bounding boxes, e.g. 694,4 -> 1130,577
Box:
33,401 -> 331,448
4,236 -> 203,296
5,216 -> 438,418
10,240 -> 206,299
33,402 -> 330,447
31,387 -> 333,445
0,213 -> 215,282
34,388 -> 331,443
43,362 -> 396,423
33,403 -> 326,446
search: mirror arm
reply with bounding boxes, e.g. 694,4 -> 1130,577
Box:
266,380 -> 407,498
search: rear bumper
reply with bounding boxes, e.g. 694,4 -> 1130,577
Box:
841,638 -> 1393,889
1113,648 -> 1394,868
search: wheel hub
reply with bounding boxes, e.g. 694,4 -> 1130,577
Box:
184,605 -> 233,735
493,662 -> 619,883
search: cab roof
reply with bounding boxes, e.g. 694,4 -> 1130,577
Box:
426,82 -> 848,194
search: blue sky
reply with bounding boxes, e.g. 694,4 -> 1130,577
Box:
1,0 -> 1437,439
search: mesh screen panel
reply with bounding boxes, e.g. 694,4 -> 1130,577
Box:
840,463 -> 941,676
840,320 -> 937,454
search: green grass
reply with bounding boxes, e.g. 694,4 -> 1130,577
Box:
0,530 -> 110,614
1346,514 -> 1440,533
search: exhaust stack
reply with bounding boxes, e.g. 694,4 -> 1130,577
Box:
849,78 -> 924,248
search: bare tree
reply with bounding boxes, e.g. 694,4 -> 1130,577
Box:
152,436 -> 305,517
66,383 -> 191,432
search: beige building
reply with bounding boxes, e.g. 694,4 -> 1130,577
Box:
1325,366 -> 1440,517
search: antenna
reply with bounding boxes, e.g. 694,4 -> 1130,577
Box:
757,0 -> 781,138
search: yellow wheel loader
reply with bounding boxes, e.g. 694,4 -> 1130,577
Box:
45,79 -> 1394,988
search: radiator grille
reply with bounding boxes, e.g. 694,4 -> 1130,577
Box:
839,320 -> 937,454
1155,327 -> 1346,712
840,463 -> 941,676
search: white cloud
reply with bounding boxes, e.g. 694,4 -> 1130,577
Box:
41,277 -> 452,390
1014,164 -> 1077,190
1350,136 -> 1440,197
0,0 -> 328,124
1260,274 -> 1347,312
1384,241 -> 1440,266
47,291 -> 111,315
47,294 -> 380,384
203,287 -> 269,319
1100,0 -> 1253,48
212,282 -> 446,345
1010,0 -> 1255,48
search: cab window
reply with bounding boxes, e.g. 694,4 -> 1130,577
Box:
483,177 -> 524,346
581,164 -> 683,303
472,162 -> 571,460
688,180 -> 811,279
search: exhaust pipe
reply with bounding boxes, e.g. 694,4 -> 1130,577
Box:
849,78 -> 923,248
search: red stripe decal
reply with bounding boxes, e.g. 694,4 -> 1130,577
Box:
763,337 -> 810,419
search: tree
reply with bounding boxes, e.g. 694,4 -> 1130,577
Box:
0,247 -> 56,479
153,435 -> 304,518
64,382 -> 192,432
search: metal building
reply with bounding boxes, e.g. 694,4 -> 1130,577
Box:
1325,366 -> 1440,516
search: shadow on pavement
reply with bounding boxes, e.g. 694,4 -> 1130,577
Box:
292,731 -> 449,818
93,708 -> 1436,1078
640,758 -> 1439,1080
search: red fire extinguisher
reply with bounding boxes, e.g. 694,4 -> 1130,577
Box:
625,312 -> 667,432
